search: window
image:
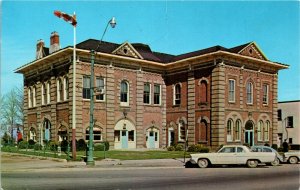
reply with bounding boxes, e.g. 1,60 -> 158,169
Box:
120,81 -> 129,106
86,127 -> 102,141
262,84 -> 269,105
235,120 -> 241,141
174,84 -> 181,105
64,77 -> 69,100
154,84 -> 161,105
96,77 -> 105,101
32,86 -> 36,107
83,76 -> 91,99
277,109 -> 282,121
28,87 -> 32,108
220,147 -> 235,153
42,83 -> 46,105
178,121 -> 185,142
227,119 -> 233,142
237,147 -> 244,153
200,80 -> 208,103
289,138 -> 293,144
46,82 -> 51,104
229,79 -> 235,102
246,82 -> 253,104
154,132 -> 158,141
29,128 -> 36,141
263,148 -> 272,152
57,79 -> 63,102
287,116 -> 293,128
43,119 -> 51,141
128,130 -> 134,141
264,121 -> 270,141
114,130 -> 120,142
257,120 -> 263,141
143,83 -> 151,104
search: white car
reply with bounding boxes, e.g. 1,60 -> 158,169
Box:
190,145 -> 276,168
284,151 -> 300,164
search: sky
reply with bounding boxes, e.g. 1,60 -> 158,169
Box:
1,1 -> 299,101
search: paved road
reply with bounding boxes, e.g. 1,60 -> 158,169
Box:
1,153 -> 300,190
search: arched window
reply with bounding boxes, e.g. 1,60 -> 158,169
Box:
200,80 -> 208,103
120,81 -> 129,106
178,120 -> 185,142
174,84 -> 181,105
258,120 -> 263,141
235,120 -> 241,141
227,119 -> 233,142
264,121 -> 270,141
64,77 -> 69,100
246,82 -> 253,104
57,78 -> 63,102
42,83 -> 46,105
86,127 -> 102,141
43,119 -> 51,141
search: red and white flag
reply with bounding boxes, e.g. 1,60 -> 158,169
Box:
54,10 -> 77,26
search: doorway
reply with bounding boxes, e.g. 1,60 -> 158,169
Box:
244,120 -> 254,146
168,127 -> 175,146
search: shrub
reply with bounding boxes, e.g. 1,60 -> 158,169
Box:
18,138 -> 23,144
2,132 -> 12,144
77,139 -> 86,151
175,144 -> 184,151
61,140 -> 69,152
18,141 -> 28,149
93,142 -> 109,151
34,143 -> 42,151
199,147 -> 209,153
49,141 -> 59,151
187,145 -> 196,152
167,146 -> 175,151
104,141 -> 110,151
187,144 -> 210,153
271,144 -> 278,150
28,140 -> 35,149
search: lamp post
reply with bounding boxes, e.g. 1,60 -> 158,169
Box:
86,17 -> 116,166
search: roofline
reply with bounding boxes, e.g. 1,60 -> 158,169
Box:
278,100 -> 300,104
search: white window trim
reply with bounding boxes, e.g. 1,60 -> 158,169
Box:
120,81 -> 129,107
83,76 -> 91,100
33,86 -> 36,107
235,120 -> 241,142
153,84 -> 161,105
227,120 -> 233,142
95,77 -> 106,102
178,122 -> 185,142
257,121 -> 263,141
46,82 -> 51,104
144,82 -> 151,105
246,82 -> 253,105
57,79 -> 60,102
173,83 -> 181,106
229,79 -> 235,103
41,83 -> 45,105
263,84 -> 269,105
28,87 -> 32,108
264,121 -> 270,141
63,77 -> 69,101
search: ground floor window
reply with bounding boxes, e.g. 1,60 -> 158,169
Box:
29,128 -> 36,141
86,127 -> 102,141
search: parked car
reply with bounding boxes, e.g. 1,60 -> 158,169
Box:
284,151 -> 300,164
251,146 -> 283,166
189,145 -> 276,168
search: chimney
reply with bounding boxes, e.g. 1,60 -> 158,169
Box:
36,39 -> 45,59
49,31 -> 60,54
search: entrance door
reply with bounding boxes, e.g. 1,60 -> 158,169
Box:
245,130 -> 254,146
168,128 -> 175,146
121,130 -> 128,149
148,131 -> 155,148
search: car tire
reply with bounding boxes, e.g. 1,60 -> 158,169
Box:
288,156 -> 299,164
198,158 -> 209,168
270,158 -> 280,166
247,160 -> 258,168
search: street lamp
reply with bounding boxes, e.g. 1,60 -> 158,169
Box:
86,17 -> 117,166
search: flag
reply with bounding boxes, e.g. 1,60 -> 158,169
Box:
54,10 -> 77,26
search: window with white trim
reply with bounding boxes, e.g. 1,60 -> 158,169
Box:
96,77 -> 105,101
42,83 -> 46,105
28,87 -> 32,108
46,82 -> 51,104
229,79 -> 235,102
86,127 -> 102,141
178,121 -> 185,142
246,82 -> 253,104
235,119 -> 241,141
264,121 -> 270,141
120,80 -> 129,106
143,83 -> 151,104
83,76 -> 91,99
227,119 -> 233,142
32,86 -> 36,107
262,84 -> 269,105
174,84 -> 181,105
29,128 -> 36,141
64,77 -> 69,100
154,84 -> 161,105
258,120 -> 263,141
57,79 -> 63,102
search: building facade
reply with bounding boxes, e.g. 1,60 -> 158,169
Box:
277,100 -> 300,149
15,32 -> 288,149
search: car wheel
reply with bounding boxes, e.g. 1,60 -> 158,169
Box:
247,160 -> 258,168
198,158 -> 209,168
288,156 -> 299,164
270,158 -> 280,166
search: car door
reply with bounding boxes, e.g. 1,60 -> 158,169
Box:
235,147 -> 248,164
217,147 -> 236,164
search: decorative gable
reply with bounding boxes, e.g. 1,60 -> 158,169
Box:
238,42 -> 268,61
112,42 -> 143,59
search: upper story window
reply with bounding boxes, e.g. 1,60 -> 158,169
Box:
246,82 -> 253,104
30,86 -> 36,107
57,78 -> 63,102
83,76 -> 91,100
228,79 -> 235,103
64,77 -> 69,101
262,84 -> 269,105
200,80 -> 208,103
154,84 -> 161,105
96,77 -> 105,101
120,80 -> 129,106
287,116 -> 293,128
277,109 -> 282,121
227,119 -> 233,142
28,87 -> 32,108
174,83 -> 181,105
143,83 -> 151,104
42,83 -> 47,105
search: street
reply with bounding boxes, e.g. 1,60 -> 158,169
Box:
1,153 -> 300,190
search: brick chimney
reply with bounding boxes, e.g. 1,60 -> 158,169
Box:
49,31 -> 60,54
36,39 -> 45,59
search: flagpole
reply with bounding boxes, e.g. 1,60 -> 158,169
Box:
72,11 -> 77,160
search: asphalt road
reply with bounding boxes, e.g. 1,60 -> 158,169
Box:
1,154 -> 300,190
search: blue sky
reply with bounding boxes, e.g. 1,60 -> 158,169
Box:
1,1 -> 299,101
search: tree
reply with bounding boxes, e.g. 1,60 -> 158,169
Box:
1,87 -> 24,140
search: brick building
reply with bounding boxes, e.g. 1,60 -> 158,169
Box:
15,32 -> 288,149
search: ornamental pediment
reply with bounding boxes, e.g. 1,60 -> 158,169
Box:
112,42 -> 143,59
238,42 -> 268,61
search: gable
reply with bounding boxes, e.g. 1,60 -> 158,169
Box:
112,42 -> 143,59
238,42 -> 268,61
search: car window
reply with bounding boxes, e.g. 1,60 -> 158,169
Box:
237,147 -> 244,153
219,147 -> 235,153
263,148 -> 272,152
